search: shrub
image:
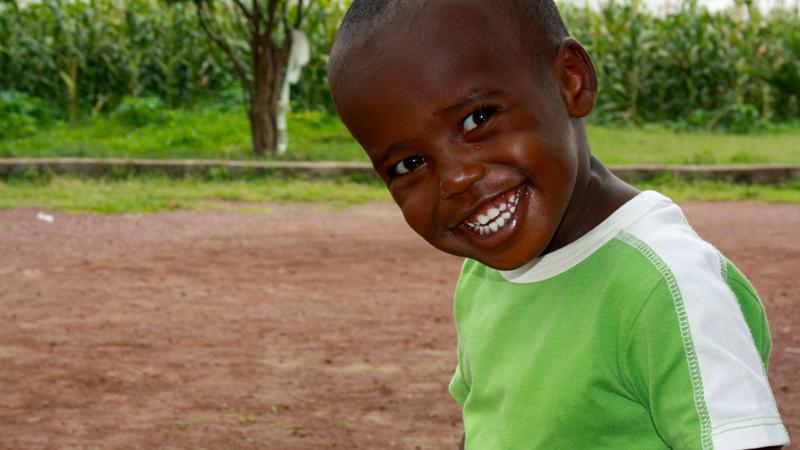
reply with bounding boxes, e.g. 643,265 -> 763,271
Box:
0,91 -> 54,139
713,103 -> 764,134
670,103 -> 764,134
111,96 -> 170,127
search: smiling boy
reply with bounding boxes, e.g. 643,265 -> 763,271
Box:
328,1 -> 789,448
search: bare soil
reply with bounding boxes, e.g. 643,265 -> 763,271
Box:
0,201 -> 797,449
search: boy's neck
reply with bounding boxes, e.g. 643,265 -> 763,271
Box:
544,155 -> 639,255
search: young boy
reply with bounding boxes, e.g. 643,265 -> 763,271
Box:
328,1 -> 790,448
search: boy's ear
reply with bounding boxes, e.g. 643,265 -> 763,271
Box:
554,38 -> 597,118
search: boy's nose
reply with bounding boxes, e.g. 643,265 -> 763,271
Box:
437,160 -> 485,200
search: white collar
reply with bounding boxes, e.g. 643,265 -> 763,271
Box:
498,190 -> 671,284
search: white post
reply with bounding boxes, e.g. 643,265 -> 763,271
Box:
277,28 -> 311,155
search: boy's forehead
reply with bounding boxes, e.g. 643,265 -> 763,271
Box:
337,1 -> 528,81
333,0 -> 549,149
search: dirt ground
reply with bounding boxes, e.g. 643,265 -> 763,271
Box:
0,200 -> 797,449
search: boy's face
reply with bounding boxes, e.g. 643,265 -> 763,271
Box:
332,1 -> 587,270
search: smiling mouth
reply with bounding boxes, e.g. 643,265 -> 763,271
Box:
463,186 -> 522,236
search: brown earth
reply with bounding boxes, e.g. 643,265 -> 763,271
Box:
0,201 -> 797,449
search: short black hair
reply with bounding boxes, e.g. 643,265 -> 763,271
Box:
336,0 -> 570,55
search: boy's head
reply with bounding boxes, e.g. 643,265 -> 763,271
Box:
329,0 -> 600,270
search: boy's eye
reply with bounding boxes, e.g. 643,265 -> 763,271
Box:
462,107 -> 496,133
391,155 -> 426,176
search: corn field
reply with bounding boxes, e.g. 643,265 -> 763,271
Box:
0,0 -> 240,119
563,0 -> 800,127
0,0 -> 798,128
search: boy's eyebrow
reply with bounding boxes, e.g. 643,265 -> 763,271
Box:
436,89 -> 502,118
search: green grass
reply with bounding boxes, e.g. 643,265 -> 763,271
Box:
2,109 -> 799,165
1,176 -> 798,214
588,124 -> 800,165
637,176 -> 800,203
0,109 -> 367,162
0,108 -> 256,160
0,176 -> 390,214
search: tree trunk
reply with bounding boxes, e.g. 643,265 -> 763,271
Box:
249,99 -> 278,157
193,0 -> 303,156
249,54 -> 280,156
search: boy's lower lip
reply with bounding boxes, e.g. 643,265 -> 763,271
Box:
458,184 -> 528,250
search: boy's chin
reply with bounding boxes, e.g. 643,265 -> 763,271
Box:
423,233 -> 542,271
444,247 -> 539,271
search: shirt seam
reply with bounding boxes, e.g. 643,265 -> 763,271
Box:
712,415 -> 784,429
722,273 -> 785,443
726,274 -> 770,363
712,421 -> 787,438
719,253 -> 729,282
617,230 -> 713,450
711,416 -> 784,434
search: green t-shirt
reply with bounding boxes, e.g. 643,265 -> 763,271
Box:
449,191 -> 788,449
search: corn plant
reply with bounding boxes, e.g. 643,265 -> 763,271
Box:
0,0 -> 798,130
563,0 -> 800,128
0,0 -> 235,116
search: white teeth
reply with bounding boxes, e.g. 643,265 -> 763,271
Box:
465,188 -> 524,236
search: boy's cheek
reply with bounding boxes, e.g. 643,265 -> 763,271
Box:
390,177 -> 431,213
388,185 -> 408,211
397,195 -> 431,231
395,191 -> 443,240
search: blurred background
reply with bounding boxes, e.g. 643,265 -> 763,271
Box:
1,0 -> 798,210
0,0 -> 797,162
